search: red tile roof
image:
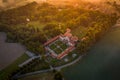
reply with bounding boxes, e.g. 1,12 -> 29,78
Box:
44,35 -> 59,46
71,36 -> 79,42
44,28 -> 78,59
57,46 -> 75,59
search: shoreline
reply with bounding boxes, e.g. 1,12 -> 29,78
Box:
0,32 -> 26,71
13,54 -> 84,79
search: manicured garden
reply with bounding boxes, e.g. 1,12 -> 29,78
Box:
49,44 -> 56,50
55,40 -> 63,45
49,40 -> 68,54
54,48 -> 63,54
46,49 -> 80,67
60,43 -> 68,51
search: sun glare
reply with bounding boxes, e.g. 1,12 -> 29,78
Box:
29,0 -> 102,3
84,0 -> 101,2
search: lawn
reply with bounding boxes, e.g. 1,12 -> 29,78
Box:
55,40 -> 63,45
49,43 -> 56,50
66,50 -> 79,59
71,26 -> 87,39
54,48 -> 63,54
29,60 -> 50,72
54,40 -> 68,51
46,56 -> 61,67
13,21 -> 45,33
46,49 -> 79,67
0,53 -> 29,80
19,72 -> 54,80
27,21 -> 45,30
60,43 -> 68,51
49,40 -> 68,54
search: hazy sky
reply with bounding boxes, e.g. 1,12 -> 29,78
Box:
0,0 -> 118,8
0,0 -> 27,8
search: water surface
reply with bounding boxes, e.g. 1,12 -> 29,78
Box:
64,27 -> 120,80
0,32 -> 26,70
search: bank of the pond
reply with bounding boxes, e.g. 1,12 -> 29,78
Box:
63,27 -> 120,80
0,32 -> 26,70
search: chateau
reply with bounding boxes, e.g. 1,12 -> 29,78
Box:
44,28 -> 78,59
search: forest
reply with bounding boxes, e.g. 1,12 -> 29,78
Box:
0,1 -> 119,80
0,1 -> 118,55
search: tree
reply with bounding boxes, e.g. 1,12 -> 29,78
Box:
54,72 -> 63,80
36,45 -> 45,54
43,22 -> 57,31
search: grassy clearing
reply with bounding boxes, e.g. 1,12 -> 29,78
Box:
14,21 -> 45,32
19,72 -> 54,80
66,50 -> 79,59
29,60 -> 50,72
0,53 -> 29,79
47,56 -> 61,67
27,21 -> 45,30
72,26 -> 87,39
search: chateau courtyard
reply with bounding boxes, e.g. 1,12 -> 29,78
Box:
44,28 -> 78,60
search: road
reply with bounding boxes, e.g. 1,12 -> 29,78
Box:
13,55 -> 84,79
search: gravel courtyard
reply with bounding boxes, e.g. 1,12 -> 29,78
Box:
0,32 -> 26,70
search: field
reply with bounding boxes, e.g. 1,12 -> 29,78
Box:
27,21 -> 45,30
71,26 -> 88,39
19,72 -> 54,80
0,32 -> 26,70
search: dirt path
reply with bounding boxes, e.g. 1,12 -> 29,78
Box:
0,32 -> 26,70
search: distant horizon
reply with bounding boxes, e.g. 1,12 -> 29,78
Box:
0,0 -> 119,13
0,0 -> 114,7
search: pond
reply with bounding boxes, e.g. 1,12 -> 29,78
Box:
0,32 -> 26,70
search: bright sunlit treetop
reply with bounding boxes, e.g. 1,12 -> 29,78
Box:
84,0 -> 101,2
